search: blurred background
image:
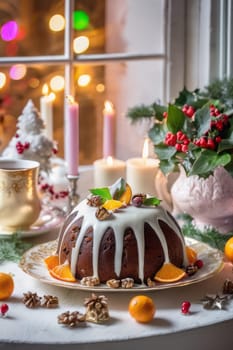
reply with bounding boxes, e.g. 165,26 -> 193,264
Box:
0,0 -> 231,164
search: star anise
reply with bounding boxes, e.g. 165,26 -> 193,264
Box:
201,294 -> 231,310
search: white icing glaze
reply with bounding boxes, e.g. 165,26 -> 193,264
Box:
59,200 -> 188,282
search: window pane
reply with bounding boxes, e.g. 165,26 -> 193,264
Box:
74,0 -> 165,55
0,0 -> 65,57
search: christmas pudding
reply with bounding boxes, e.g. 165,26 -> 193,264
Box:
49,179 -> 193,287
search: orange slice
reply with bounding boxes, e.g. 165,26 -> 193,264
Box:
128,295 -> 156,323
186,246 -> 197,264
154,263 -> 186,283
49,262 -> 76,282
44,255 -> 59,270
102,199 -> 124,211
119,183 -> 132,205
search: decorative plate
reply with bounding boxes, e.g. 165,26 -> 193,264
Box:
0,206 -> 65,237
19,238 -> 224,292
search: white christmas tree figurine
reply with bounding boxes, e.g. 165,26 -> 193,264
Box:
3,99 -> 56,173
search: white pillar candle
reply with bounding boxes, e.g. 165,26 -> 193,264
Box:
94,156 -> 126,187
103,100 -> 115,158
65,95 -> 79,176
40,84 -> 54,140
126,138 -> 159,195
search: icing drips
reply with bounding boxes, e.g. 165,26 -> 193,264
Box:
58,200 -> 187,282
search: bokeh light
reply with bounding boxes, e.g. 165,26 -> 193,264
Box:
9,64 -> 27,80
0,73 -> 6,89
49,14 -> 65,32
96,83 -> 105,93
28,78 -> 40,89
77,74 -> 91,87
73,36 -> 89,54
1,21 -> 18,41
50,75 -> 65,92
73,10 -> 89,30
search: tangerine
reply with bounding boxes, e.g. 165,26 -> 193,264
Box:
0,272 -> 14,300
49,262 -> 76,282
128,295 -> 155,323
154,262 -> 186,283
224,236 -> 233,263
186,246 -> 197,264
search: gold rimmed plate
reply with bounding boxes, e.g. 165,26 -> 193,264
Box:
0,206 -> 65,237
19,238 -> 224,292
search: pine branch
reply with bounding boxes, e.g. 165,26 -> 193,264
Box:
179,214 -> 231,251
126,104 -> 155,123
0,234 -> 32,263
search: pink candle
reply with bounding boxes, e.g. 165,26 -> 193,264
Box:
65,96 -> 79,176
103,100 -> 115,158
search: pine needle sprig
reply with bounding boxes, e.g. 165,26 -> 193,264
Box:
0,234 -> 32,263
180,214 -> 232,251
126,104 -> 155,123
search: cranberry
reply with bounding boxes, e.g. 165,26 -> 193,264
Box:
195,259 -> 204,269
181,301 -> 191,314
1,303 -> 9,316
132,194 -> 146,207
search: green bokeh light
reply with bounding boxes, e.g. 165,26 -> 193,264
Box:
73,10 -> 89,30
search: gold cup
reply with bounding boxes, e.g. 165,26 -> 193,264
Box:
0,159 -> 41,232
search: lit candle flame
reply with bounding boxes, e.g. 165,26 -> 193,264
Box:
48,92 -> 56,101
142,138 -> 150,159
106,156 -> 113,165
66,95 -> 75,104
42,83 -> 49,96
104,100 -> 114,113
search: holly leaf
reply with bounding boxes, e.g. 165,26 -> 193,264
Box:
148,123 -> 167,144
188,150 -> 231,177
167,104 -> 185,134
158,159 -> 177,174
143,197 -> 161,206
174,87 -> 197,106
154,144 -> 177,160
193,103 -> 211,138
151,102 -> 167,121
89,187 -> 112,201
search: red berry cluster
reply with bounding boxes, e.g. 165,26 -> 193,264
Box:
194,106 -> 229,150
182,104 -> 195,118
39,183 -> 68,200
165,131 -> 190,153
16,141 -> 30,154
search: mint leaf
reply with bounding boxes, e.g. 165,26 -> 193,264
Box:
167,104 -> 185,133
89,187 -> 112,201
143,197 -> 161,206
